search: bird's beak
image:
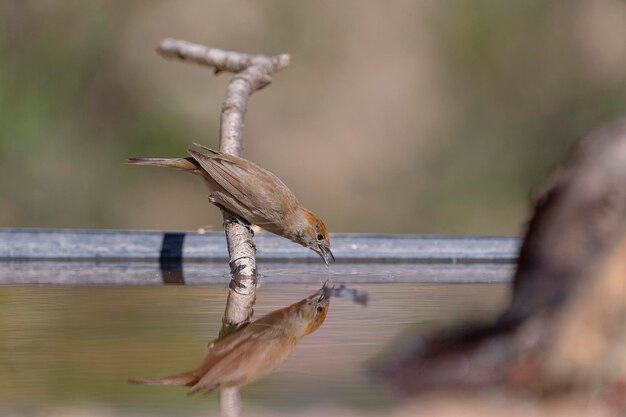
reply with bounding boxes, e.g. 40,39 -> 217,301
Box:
318,279 -> 334,302
316,244 -> 335,265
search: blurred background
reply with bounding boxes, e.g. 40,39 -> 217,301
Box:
2,0 -> 626,235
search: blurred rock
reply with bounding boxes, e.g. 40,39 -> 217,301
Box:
383,118 -> 626,411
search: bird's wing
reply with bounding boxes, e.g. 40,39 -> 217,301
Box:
188,150 -> 299,224
128,314 -> 289,392
189,336 -> 294,394
126,333 -> 246,389
204,314 -> 285,356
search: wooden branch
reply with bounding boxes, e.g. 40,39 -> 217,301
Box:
157,38 -> 290,75
218,387 -> 242,417
219,211 -> 257,338
156,38 -> 290,417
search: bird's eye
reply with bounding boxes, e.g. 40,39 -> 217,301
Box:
316,233 -> 324,241
316,306 -> 324,313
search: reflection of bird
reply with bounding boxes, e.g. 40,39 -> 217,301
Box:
127,145 -> 334,264
129,282 -> 332,394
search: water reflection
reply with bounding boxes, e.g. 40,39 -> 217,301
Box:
129,283 -> 332,394
159,232 -> 186,284
0,282 -> 507,415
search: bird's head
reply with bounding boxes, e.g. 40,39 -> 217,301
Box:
296,208 -> 334,264
292,280 -> 332,338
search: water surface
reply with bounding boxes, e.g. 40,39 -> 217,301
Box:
0,274 -> 508,416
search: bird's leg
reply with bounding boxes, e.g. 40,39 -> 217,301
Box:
224,210 -> 252,230
220,208 -> 254,237
208,194 -> 254,234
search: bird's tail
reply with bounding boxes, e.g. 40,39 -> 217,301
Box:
126,157 -> 199,172
128,369 -> 199,387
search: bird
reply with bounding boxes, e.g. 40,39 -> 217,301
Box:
129,281 -> 332,394
127,144 -> 334,264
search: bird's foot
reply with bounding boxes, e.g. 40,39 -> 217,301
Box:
222,210 -> 254,236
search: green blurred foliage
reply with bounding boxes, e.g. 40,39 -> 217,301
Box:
417,0 -> 626,232
1,2 -> 203,229
2,0 -> 626,234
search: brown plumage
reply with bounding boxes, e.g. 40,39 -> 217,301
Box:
129,282 -> 332,394
127,145 -> 334,264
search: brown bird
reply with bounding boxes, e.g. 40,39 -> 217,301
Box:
127,144 -> 334,264
129,282 -> 332,394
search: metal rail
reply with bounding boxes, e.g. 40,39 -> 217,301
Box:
0,228 -> 520,285
0,228 -> 519,262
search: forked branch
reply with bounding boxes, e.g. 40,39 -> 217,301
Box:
156,38 -> 290,417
